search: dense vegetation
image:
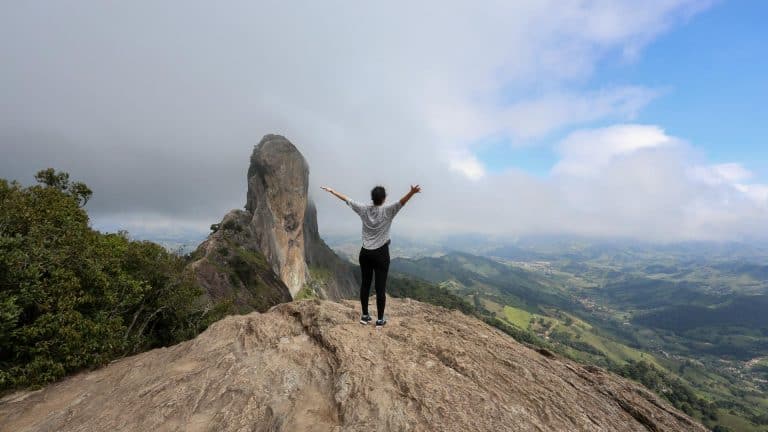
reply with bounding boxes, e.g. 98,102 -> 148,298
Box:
391,252 -> 576,310
616,360 -> 718,422
0,170 -> 226,391
635,295 -> 768,333
386,275 -> 476,315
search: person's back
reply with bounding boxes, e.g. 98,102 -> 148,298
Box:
346,200 -> 402,250
321,183 -> 421,327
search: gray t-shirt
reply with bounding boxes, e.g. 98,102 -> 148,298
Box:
346,199 -> 403,250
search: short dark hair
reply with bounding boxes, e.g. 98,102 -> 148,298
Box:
371,185 -> 386,205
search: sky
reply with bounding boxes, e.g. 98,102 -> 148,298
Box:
1,0 -> 766,243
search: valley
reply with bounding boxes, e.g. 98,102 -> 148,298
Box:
332,237 -> 768,432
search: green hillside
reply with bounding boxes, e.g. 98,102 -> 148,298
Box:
389,246 -> 768,432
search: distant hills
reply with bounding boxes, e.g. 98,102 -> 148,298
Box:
373,240 -> 768,432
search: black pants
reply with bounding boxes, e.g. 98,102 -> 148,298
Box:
359,240 -> 390,320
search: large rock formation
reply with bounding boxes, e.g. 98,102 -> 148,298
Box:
0,298 -> 706,432
245,135 -> 311,296
187,134 -> 357,311
244,134 -> 357,299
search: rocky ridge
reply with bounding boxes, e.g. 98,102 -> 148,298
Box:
0,298 -> 706,432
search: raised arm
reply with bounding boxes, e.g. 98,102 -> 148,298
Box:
399,184 -> 421,206
320,186 -> 351,203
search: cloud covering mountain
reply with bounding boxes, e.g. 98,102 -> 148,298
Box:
2,0 -> 764,241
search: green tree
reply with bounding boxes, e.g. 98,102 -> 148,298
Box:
0,170 -> 224,391
34,168 -> 92,207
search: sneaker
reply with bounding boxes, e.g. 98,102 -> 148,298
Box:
375,318 -> 387,327
359,314 -> 372,325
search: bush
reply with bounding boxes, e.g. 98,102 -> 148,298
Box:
222,219 -> 242,232
0,170 -> 224,391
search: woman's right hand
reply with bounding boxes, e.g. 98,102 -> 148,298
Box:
320,186 -> 334,193
410,184 -> 421,194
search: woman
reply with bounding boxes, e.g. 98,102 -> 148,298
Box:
321,184 -> 421,327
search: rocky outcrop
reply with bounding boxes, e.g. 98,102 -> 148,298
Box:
0,298 -> 706,432
186,210 -> 292,313
245,135 -> 357,299
245,135 -> 311,296
188,134 -> 357,310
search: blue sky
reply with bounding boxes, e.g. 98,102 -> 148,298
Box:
477,0 -> 767,181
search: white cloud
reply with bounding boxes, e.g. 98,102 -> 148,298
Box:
687,163 -> 767,207
498,87 -> 660,140
689,163 -> 754,185
398,123 -> 767,242
432,86 -> 660,144
553,124 -> 680,176
734,184 -> 768,207
448,150 -> 487,181
550,125 -> 768,240
3,1 -> 758,244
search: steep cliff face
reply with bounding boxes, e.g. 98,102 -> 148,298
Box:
245,135 -> 311,296
0,298 -> 706,432
244,134 -> 357,299
188,134 -> 357,311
